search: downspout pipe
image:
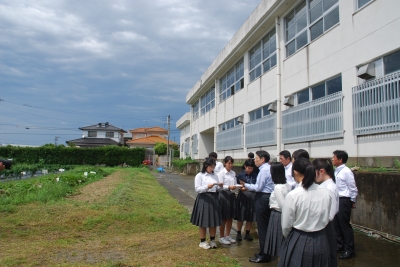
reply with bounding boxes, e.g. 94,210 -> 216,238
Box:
275,16 -> 282,155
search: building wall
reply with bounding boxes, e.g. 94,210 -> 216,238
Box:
82,130 -> 120,143
179,0 -> 400,160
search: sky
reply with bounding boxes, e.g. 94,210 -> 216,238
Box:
0,0 -> 261,146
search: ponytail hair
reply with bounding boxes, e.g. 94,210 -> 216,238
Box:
201,157 -> 216,173
312,158 -> 335,182
292,158 -> 315,190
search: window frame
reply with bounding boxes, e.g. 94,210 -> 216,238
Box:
219,58 -> 244,103
356,0 -> 372,10
200,87 -> 215,116
219,116 -> 242,132
249,27 -> 277,83
192,101 -> 199,121
293,75 -> 342,105
88,131 -> 97,137
249,104 -> 273,122
105,132 -> 114,138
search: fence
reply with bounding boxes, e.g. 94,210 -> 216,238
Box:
282,91 -> 343,143
216,125 -> 243,151
352,71 -> 400,135
245,114 -> 276,147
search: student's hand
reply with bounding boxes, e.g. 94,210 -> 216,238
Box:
240,187 -> 247,191
229,185 -> 236,190
207,184 -> 214,189
351,202 -> 356,209
239,180 -> 245,185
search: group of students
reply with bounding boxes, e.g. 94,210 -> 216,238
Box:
190,149 -> 358,267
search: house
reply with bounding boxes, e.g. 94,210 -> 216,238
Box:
66,122 -> 127,147
126,127 -> 177,149
177,0 -> 400,161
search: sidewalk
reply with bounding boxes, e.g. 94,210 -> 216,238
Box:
154,171 -> 400,267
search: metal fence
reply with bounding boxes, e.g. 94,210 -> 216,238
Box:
216,125 -> 243,151
282,91 -> 343,143
352,71 -> 400,135
245,114 -> 276,147
192,134 -> 198,155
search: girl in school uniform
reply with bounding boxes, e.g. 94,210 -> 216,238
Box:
263,162 -> 291,259
217,156 -> 238,245
279,158 -> 332,267
235,159 -> 257,241
313,158 -> 339,267
190,157 -> 223,249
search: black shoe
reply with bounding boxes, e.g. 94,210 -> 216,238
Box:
236,232 -> 242,241
249,255 -> 271,263
244,233 -> 254,241
254,253 -> 259,258
339,251 -> 354,260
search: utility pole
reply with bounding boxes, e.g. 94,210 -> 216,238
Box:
54,136 -> 60,146
167,115 -> 170,167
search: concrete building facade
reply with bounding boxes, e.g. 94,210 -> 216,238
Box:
177,0 -> 400,162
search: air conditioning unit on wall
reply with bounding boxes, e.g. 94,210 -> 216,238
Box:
357,63 -> 375,80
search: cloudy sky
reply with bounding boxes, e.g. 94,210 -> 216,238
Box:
0,0 -> 261,146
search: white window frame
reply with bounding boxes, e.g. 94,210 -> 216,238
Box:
200,87 -> 215,116
88,131 -> 97,137
105,132 -> 114,138
219,117 -> 242,132
356,0 -> 373,10
219,58 -> 244,103
285,0 -> 340,57
249,105 -> 273,122
192,101 -> 199,121
249,27 -> 277,82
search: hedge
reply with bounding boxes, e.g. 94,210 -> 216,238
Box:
0,146 -> 145,167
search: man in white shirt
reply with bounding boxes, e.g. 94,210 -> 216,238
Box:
209,152 -> 223,174
332,150 -> 358,260
279,150 -> 296,189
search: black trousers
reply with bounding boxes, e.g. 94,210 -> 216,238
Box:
334,197 -> 355,254
255,192 -> 271,255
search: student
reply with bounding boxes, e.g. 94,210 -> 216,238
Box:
217,156 -> 237,245
279,150 -> 296,189
235,159 -> 257,242
279,158 -> 332,267
209,152 -> 224,174
291,149 -> 310,162
241,151 -> 274,263
332,150 -> 358,260
190,157 -> 223,249
242,152 -> 259,174
263,162 -> 291,259
313,158 -> 339,267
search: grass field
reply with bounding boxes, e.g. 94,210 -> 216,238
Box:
0,168 -> 240,267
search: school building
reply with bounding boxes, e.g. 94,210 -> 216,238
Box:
177,0 -> 400,163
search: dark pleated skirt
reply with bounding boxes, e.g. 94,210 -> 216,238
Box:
264,209 -> 284,256
278,228 -> 330,267
218,190 -> 236,220
326,220 -> 337,267
190,192 -> 222,228
235,190 -> 256,222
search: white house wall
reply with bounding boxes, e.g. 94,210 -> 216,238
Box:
181,0 -> 400,160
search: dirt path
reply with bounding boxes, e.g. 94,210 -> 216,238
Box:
69,170 -> 125,203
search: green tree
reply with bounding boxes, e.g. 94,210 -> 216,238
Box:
154,142 -> 167,155
171,143 -> 179,151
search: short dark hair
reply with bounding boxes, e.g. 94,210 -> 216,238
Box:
209,152 -> 218,159
292,158 -> 315,190
248,152 -> 254,159
333,150 -> 348,163
292,149 -> 309,161
270,162 -> 287,184
243,159 -> 255,168
224,156 -> 234,164
312,158 -> 335,182
201,157 -> 216,173
279,150 -> 291,160
256,150 -> 270,163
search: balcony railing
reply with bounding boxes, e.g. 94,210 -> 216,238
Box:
216,125 -> 243,151
282,92 -> 343,143
245,114 -> 276,147
352,71 -> 400,136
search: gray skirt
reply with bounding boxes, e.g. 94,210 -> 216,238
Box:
218,190 -> 236,220
264,209 -> 284,256
235,190 -> 256,222
190,192 -> 222,228
278,228 -> 330,267
326,220 -> 337,267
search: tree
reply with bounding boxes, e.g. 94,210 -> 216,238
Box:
154,142 -> 167,155
171,143 -> 179,151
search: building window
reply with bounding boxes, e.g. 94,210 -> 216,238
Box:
285,0 -> 339,57
383,50 -> 400,75
192,101 -> 199,121
294,75 -> 342,105
249,105 -> 272,122
357,0 -> 372,9
249,28 -> 277,82
219,58 -> 244,103
219,117 -> 241,131
106,132 -> 114,138
200,87 -> 215,115
88,131 -> 97,137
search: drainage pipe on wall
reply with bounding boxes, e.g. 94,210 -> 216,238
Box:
275,16 -> 282,155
